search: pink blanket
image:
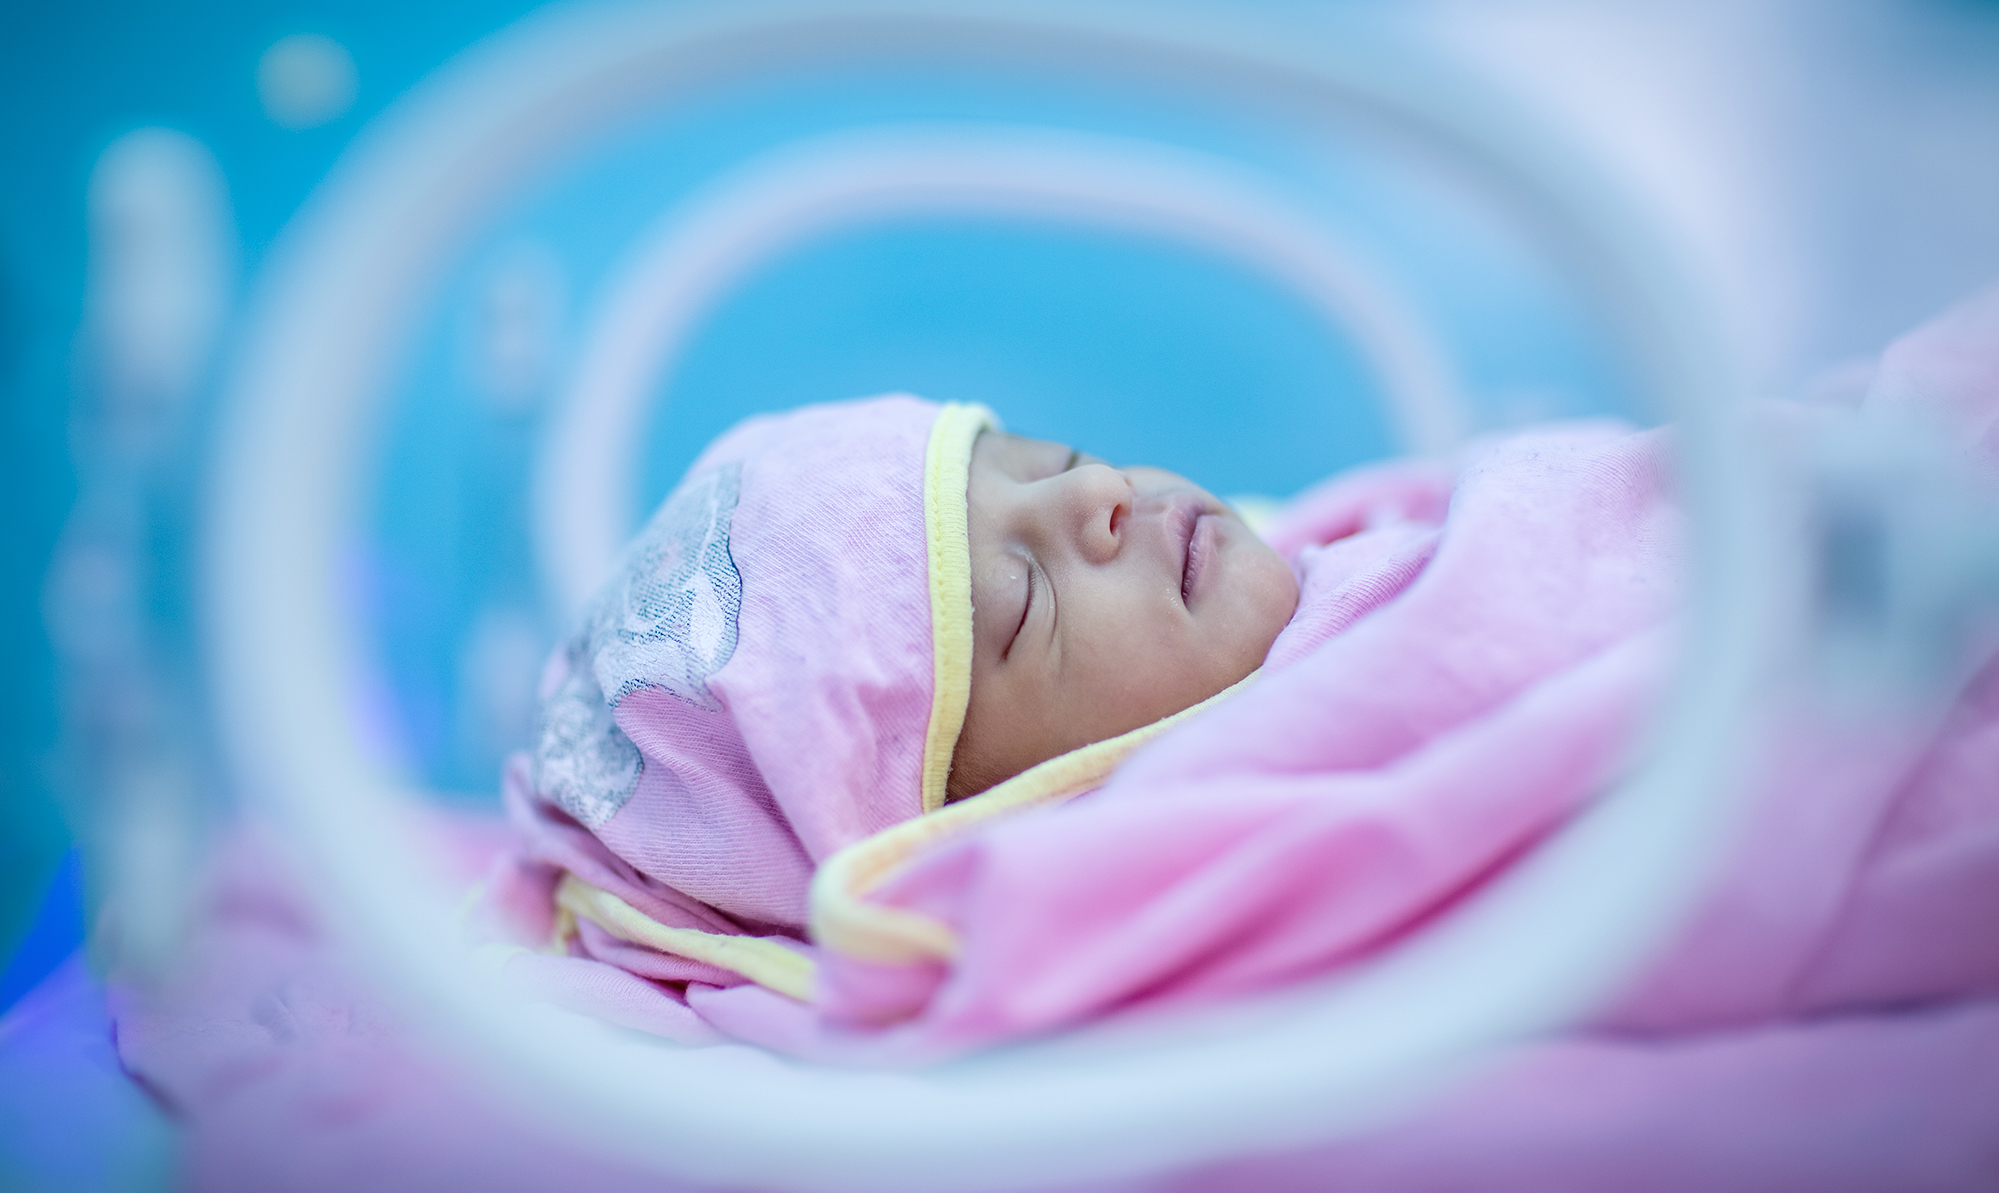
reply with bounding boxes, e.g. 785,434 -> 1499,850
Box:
106,287 -> 1999,1188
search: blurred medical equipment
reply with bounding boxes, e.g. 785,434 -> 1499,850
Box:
49,3 -> 1999,1189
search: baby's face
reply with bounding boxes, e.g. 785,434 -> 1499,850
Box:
949,431 -> 1300,799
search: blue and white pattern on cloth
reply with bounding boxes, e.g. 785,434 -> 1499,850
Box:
535,463 -> 744,829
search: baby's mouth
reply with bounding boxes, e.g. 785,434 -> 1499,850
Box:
1170,500 -> 1204,606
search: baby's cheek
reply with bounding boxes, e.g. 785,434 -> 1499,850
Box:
1070,637 -> 1173,731
1246,546 -> 1302,631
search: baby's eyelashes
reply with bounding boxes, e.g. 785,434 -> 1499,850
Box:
1006,561 -> 1034,659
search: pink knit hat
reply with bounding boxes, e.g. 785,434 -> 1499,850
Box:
503,395 -> 991,1000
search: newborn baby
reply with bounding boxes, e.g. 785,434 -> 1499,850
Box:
498,395 -> 1298,1033
953,432 -> 1298,797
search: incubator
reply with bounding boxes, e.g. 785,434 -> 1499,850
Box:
39,2 -> 1999,1189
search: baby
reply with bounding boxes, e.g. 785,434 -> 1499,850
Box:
503,394 -> 1297,1028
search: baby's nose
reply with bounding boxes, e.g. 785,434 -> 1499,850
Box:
1058,464 -> 1132,564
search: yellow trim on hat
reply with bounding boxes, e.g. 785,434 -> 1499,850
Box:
553,873 -> 818,1003
918,402 -> 997,815
811,672 -> 1256,965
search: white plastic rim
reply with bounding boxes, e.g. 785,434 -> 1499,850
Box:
204,3 -> 1773,1190
536,123 -> 1468,616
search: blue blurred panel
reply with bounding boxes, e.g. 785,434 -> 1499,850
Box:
0,851 -> 83,1017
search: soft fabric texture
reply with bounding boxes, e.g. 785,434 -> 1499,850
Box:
92,814 -> 1999,1192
